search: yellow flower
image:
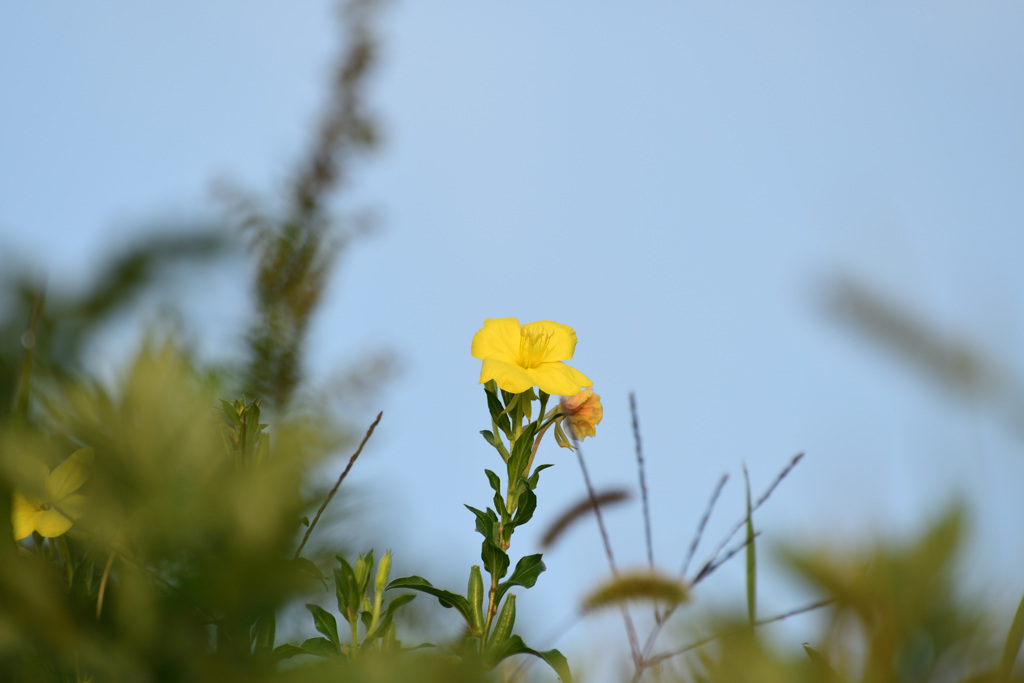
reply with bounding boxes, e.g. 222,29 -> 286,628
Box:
12,448 -> 93,541
472,318 -> 592,395
559,389 -> 603,440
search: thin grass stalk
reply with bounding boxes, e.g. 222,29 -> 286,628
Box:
294,411 -> 382,559
573,437 -> 643,671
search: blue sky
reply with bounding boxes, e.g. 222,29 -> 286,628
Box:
3,1 -> 1024,674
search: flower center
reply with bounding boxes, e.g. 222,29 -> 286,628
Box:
518,327 -> 553,369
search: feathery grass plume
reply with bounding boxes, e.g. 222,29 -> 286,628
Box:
232,0 -> 386,411
581,570 -> 689,613
828,277 -> 1024,442
540,488 -> 632,549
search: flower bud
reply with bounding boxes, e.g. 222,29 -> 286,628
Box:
375,550 -> 393,594
559,388 -> 603,440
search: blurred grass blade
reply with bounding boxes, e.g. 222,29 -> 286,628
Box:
803,643 -> 846,683
998,588 -> 1024,682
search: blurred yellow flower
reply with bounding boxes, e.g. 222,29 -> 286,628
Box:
472,318 -> 592,395
12,448 -> 93,541
559,389 -> 603,440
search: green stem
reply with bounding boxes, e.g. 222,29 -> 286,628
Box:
349,610 -> 359,659
12,285 -> 45,424
367,590 -> 383,643
56,536 -> 73,590
482,582 -> 498,650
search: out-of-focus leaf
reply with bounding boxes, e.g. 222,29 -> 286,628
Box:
305,604 -> 341,650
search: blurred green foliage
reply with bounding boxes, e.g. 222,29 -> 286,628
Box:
0,0 -> 1022,680
644,510 -> 1020,683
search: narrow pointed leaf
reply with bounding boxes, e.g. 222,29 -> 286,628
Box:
507,421 -> 538,483
494,554 -> 545,605
305,604 -> 341,649
386,576 -> 475,628
363,593 -> 416,643
271,643 -> 307,662
465,504 -> 498,544
481,541 -> 510,581
299,636 -> 339,658
527,463 -> 553,489
485,634 -> 572,683
251,611 -> 276,657
485,469 -> 502,494
511,486 -> 537,528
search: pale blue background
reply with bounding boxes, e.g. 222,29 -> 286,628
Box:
3,2 -> 1024,676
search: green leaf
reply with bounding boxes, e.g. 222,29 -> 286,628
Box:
493,492 -> 508,520
305,604 -> 341,649
511,485 -> 537,528
481,541 -> 510,581
333,558 -> 361,623
292,556 -> 328,590
528,463 -> 553,489
465,504 -> 499,544
485,634 -> 572,682
270,643 -> 307,662
299,636 -> 340,658
386,576 -> 475,628
485,469 -> 502,495
507,421 -> 538,483
354,550 -> 375,597
743,464 -> 757,625
494,554 -> 545,605
251,611 -> 276,657
364,593 -> 416,643
485,385 -> 511,436
536,646 -> 573,683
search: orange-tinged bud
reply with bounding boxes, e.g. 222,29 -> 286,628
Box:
559,388 -> 603,440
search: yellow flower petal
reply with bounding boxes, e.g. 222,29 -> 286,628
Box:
11,493 -> 40,541
528,363 -> 593,396
473,318 -> 591,395
519,320 -> 577,361
471,318 -> 522,361
47,447 -> 93,499
12,449 -> 93,541
480,357 -> 537,394
56,493 -> 86,521
33,508 -> 74,538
